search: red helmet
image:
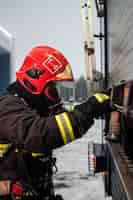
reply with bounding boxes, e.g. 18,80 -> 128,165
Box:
16,46 -> 74,94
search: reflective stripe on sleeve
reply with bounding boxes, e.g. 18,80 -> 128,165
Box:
55,112 -> 75,144
55,115 -> 67,144
94,93 -> 110,103
62,112 -> 75,141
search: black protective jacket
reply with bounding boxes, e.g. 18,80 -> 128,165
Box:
0,93 -> 94,186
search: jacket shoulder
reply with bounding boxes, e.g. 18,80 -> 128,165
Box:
0,94 -> 33,114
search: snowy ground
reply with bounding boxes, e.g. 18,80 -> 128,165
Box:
53,120 -> 108,200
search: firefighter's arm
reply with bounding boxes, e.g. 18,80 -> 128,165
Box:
44,110 -> 94,149
10,106 -> 93,152
44,93 -> 112,150
10,93 -> 111,151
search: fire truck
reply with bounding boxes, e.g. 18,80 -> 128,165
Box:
80,0 -> 133,199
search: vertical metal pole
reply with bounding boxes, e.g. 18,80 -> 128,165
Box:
73,84 -> 76,101
103,0 -> 110,143
104,0 -> 108,89
100,16 -> 103,77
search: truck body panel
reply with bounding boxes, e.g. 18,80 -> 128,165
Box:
84,0 -> 133,199
107,0 -> 133,84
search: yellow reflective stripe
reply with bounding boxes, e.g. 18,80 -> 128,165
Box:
62,112 -> 75,141
32,153 -> 44,157
94,94 -> 103,103
0,143 -> 12,148
15,148 -> 44,158
55,115 -> 67,144
0,143 -> 12,156
0,144 -> 45,158
94,93 -> 110,103
0,150 -> 6,155
103,94 -> 110,100
66,105 -> 75,112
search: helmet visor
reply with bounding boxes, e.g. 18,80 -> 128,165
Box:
54,64 -> 74,81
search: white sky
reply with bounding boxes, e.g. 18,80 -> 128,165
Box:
0,0 -> 85,80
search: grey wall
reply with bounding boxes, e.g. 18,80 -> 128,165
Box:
107,0 -> 133,85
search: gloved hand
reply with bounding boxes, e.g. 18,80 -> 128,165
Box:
75,93 -> 113,119
89,93 -> 111,118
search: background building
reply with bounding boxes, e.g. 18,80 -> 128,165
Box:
58,76 -> 88,102
0,27 -> 14,94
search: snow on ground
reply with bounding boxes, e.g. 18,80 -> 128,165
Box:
53,120 -> 107,200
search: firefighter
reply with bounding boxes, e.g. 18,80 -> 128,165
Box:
0,46 -> 112,199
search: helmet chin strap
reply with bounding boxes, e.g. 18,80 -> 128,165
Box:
44,87 -> 57,102
43,83 -> 61,106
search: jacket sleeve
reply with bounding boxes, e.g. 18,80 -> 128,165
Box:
1,109 -> 94,153
20,110 -> 94,152
44,110 -> 94,150
0,97 -> 94,153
